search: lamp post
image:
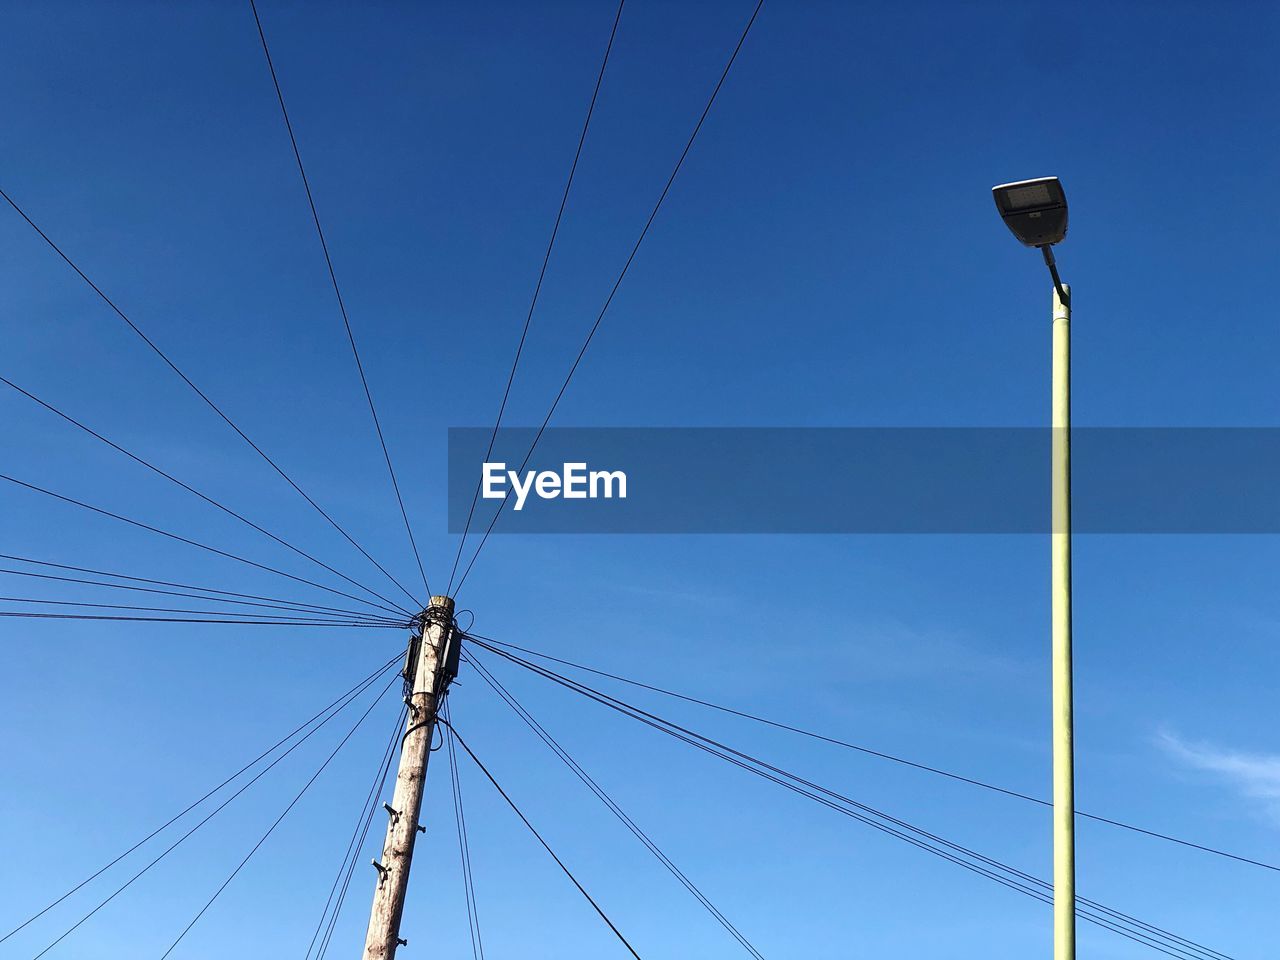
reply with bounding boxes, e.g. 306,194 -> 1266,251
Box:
992,176 -> 1074,960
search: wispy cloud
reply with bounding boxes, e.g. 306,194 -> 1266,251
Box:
793,617 -> 1028,682
1158,731 -> 1280,821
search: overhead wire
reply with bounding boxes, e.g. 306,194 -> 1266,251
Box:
305,703 -> 405,960
469,632 -> 1280,875
156,672 -> 401,958
461,650 -> 763,959
0,184 -> 420,611
452,0 -> 766,596
472,641 -> 1228,960
442,720 -> 644,960
442,697 -> 485,960
0,595 -> 399,625
0,472 -> 413,619
0,375 -> 411,617
445,0 -> 627,595
481,640 -> 1239,960
467,640 -> 1232,960
0,553 -> 399,620
25,657 -> 402,958
248,0 -> 430,604
0,611 -> 398,627
313,771 -> 390,960
312,753 -> 396,960
0,650 -> 402,946
0,563 -> 401,624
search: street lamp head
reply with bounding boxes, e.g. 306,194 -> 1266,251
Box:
992,176 -> 1068,247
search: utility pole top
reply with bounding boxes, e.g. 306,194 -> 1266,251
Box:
426,595 -> 455,618
412,596 -> 455,638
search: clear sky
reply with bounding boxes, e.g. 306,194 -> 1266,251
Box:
1,1 -> 1277,958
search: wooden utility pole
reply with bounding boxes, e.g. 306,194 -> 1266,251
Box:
361,595 -> 457,960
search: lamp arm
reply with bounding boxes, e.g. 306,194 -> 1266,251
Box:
1041,245 -> 1070,306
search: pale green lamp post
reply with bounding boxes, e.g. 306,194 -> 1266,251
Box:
992,176 -> 1074,960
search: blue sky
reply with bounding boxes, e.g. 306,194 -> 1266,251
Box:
1,0 -> 1277,957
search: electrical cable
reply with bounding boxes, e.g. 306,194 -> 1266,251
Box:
462,651 -> 762,958
473,639 -> 1233,960
467,641 -> 1231,960
156,672 -> 400,958
314,788 -> 389,960
25,657 -> 402,958
0,651 -> 402,946
313,797 -> 381,960
304,703 -> 405,960
0,553 -> 400,621
248,0 -> 430,604
468,632 -> 1280,876
442,721 -> 644,960
0,611 -> 398,627
0,595 -> 399,624
478,641 -> 1235,960
445,0 -> 626,595
0,472 -> 413,619
0,184 -> 420,612
314,711 -> 406,960
442,697 -> 485,960
0,375 -> 410,617
473,642 -> 1226,960
452,0 -> 765,597
0,564 -> 401,624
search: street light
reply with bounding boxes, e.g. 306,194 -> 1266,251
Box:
993,175 -> 1076,960
993,176 -> 1070,305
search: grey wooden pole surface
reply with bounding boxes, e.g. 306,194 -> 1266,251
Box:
361,596 -> 455,960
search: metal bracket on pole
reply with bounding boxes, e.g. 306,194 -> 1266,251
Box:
1041,245 -> 1070,307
